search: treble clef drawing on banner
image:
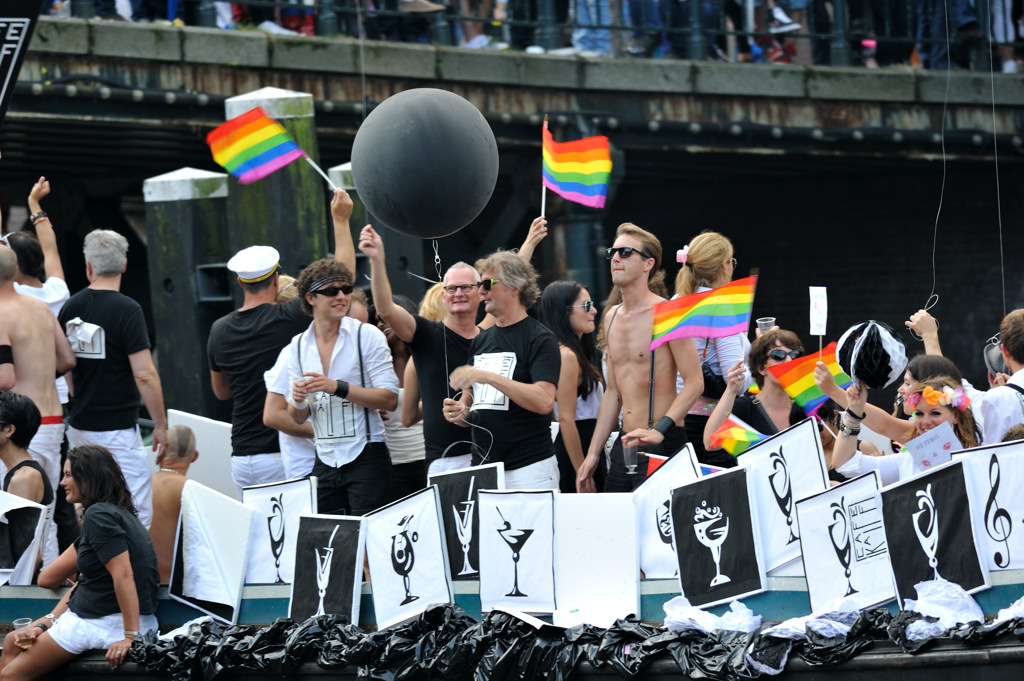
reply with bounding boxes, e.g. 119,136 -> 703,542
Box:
984,454 -> 1012,568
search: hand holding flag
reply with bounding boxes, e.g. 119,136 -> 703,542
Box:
767,341 -> 852,416
709,414 -> 768,456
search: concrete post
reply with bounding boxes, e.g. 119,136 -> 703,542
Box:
195,0 -> 217,28
223,87 -> 328,295
316,0 -> 338,37
536,0 -> 560,50
142,167 -> 233,421
830,0 -> 852,66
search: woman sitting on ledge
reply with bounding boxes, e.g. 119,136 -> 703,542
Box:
0,446 -> 160,678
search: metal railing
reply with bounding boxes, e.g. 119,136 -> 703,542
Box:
65,0 -> 1021,68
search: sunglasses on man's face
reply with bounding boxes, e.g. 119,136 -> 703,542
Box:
605,246 -> 651,260
568,300 -> 595,313
312,284 -> 354,297
767,348 -> 801,361
478,278 -> 502,291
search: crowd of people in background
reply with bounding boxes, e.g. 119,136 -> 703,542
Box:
36,0 -> 1022,71
2,174 -> 1024,675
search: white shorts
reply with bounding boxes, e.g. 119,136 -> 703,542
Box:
503,455 -> 560,491
66,426 -> 153,530
48,610 -> 158,655
231,453 -> 286,492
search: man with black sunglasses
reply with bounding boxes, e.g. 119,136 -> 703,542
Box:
207,189 -> 357,491
577,223 -> 704,493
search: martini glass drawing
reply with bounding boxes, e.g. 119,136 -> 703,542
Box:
453,477 -> 478,576
829,498 -> 858,596
769,448 -> 797,544
693,500 -> 731,588
913,484 -> 940,579
496,507 -> 533,598
267,495 -> 286,583
315,525 -> 339,616
391,515 -> 420,605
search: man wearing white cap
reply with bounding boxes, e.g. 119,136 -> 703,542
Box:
207,190 -> 356,490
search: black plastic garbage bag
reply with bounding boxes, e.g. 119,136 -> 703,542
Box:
669,629 -> 766,680
887,609 -> 943,654
952,617 -> 1020,646
584,617 -> 675,678
357,603 -> 478,681
474,610 -> 568,681
794,607 -> 891,666
318,617 -> 370,669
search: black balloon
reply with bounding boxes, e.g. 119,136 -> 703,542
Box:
351,89 -> 499,239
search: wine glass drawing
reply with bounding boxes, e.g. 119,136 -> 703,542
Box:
693,500 -> 731,588
315,525 -> 339,616
656,500 -> 679,577
267,495 -> 286,584
829,498 -> 858,596
912,483 -> 940,579
391,514 -> 420,605
769,448 -> 797,544
453,477 -> 478,576
496,507 -> 533,598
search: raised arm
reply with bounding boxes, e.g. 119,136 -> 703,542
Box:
517,216 -> 548,263
815,361 -> 908,442
359,224 -> 416,342
128,348 -> 167,456
27,177 -> 65,282
703,360 -> 746,452
331,188 -> 356,274
906,309 -> 941,356
830,382 -> 867,471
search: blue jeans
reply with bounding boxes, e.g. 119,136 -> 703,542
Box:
573,0 -> 613,54
920,0 -> 977,69
629,0 -> 663,37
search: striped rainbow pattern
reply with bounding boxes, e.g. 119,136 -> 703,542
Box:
709,414 -> 767,456
650,275 -> 757,351
207,107 -> 307,184
542,119 -> 611,209
767,341 -> 853,415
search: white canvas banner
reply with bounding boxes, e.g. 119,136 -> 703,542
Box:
736,418 -> 829,570
553,493 -> 639,628
954,439 -> 1024,571
796,472 -> 895,611
0,491 -> 46,586
632,444 -> 700,578
478,490 -> 555,613
242,477 -> 317,584
365,486 -> 453,629
170,480 -> 253,623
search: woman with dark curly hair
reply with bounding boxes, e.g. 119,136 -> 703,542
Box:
0,446 -> 159,678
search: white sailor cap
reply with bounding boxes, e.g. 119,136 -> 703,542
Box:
227,245 -> 280,283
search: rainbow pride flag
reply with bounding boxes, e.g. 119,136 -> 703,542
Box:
767,341 -> 852,415
709,414 -> 767,456
542,119 -> 611,209
650,275 -> 757,351
207,107 -> 307,184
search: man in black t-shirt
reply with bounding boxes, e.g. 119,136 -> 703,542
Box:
208,189 -> 356,490
59,229 -> 167,529
359,225 -> 484,472
446,251 -> 561,489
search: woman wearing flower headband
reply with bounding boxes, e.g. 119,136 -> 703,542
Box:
674,231 -> 753,467
830,376 -> 979,485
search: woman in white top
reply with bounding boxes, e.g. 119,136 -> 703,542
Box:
674,231 -> 752,467
539,281 -> 605,493
831,376 -> 980,485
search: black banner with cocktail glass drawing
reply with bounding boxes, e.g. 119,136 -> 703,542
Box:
670,467 -> 765,609
428,462 -> 504,582
880,460 -> 988,606
0,2 -> 40,127
288,514 -> 363,623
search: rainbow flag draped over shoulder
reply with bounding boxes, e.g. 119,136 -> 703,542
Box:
207,107 -> 308,184
542,119 -> 611,209
767,341 -> 852,415
709,414 -> 767,456
650,275 -> 757,351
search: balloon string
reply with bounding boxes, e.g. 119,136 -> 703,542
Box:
432,239 -> 443,282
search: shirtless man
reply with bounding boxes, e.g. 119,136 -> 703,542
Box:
0,246 -> 75,564
149,425 -> 198,583
576,223 -> 703,493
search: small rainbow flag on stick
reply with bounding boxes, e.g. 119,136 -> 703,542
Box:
767,341 -> 852,416
650,275 -> 757,351
709,414 -> 767,456
207,107 -> 308,185
542,117 -> 611,209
